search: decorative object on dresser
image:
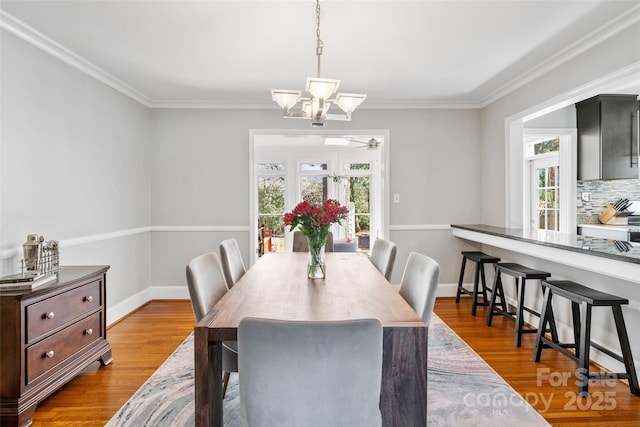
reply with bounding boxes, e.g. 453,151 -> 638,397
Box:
0,266 -> 112,427
0,234 -> 62,292
21,234 -> 60,275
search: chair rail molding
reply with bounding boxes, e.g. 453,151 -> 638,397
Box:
389,224 -> 452,231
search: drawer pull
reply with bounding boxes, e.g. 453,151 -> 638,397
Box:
45,350 -> 55,359
45,312 -> 55,320
85,295 -> 93,303
85,328 -> 93,336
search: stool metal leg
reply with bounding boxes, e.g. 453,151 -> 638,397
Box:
479,263 -> 490,302
612,305 -> 640,396
571,301 -> 581,359
547,301 -> 560,344
533,286 -> 553,362
486,270 -> 501,326
456,256 -> 467,303
514,278 -> 525,347
577,301 -> 592,398
471,262 -> 481,316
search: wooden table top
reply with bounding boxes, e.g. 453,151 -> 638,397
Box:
206,252 -> 423,334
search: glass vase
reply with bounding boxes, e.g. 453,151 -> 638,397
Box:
307,237 -> 326,279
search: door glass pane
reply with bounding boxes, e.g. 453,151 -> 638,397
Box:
343,176 -> 371,251
301,176 -> 328,204
258,163 -> 285,171
344,163 -> 370,171
300,163 -> 327,171
258,176 -> 285,253
535,165 -> 560,231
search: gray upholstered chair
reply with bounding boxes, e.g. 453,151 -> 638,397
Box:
292,230 -> 334,252
185,252 -> 237,397
369,238 -> 397,281
239,318 -> 383,427
333,240 -> 358,252
398,252 -> 440,326
219,238 -> 246,288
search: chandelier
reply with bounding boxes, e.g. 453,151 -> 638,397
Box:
271,0 -> 366,127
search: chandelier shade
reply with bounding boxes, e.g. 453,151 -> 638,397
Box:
272,90 -> 302,112
335,93 -> 367,114
306,77 -> 340,100
270,0 -> 366,127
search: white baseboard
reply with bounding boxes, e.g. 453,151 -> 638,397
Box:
106,285 -> 190,326
151,285 -> 190,300
437,283 -> 458,297
107,288 -> 152,327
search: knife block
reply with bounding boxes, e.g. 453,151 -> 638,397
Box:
598,206 -> 619,224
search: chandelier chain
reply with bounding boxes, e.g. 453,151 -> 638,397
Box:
315,0 -> 323,77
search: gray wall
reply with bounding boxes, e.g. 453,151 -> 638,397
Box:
481,22 -> 640,226
1,30 -> 152,320
477,22 -> 640,372
149,108 -> 483,287
1,28 -> 484,320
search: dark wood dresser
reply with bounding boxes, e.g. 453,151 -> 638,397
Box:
0,266 -> 112,427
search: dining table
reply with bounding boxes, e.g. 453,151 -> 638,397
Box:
194,251 -> 428,427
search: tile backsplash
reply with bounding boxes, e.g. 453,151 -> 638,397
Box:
577,178 -> 640,224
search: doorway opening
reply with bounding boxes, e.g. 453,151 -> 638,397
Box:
250,130 -> 389,264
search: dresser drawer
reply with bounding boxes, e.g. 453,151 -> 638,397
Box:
26,312 -> 102,384
26,279 -> 102,343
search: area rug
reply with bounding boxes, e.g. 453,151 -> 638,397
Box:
106,314 -> 549,426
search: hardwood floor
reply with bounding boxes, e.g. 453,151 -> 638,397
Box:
30,300 -> 195,426
434,297 -> 640,426
28,298 -> 639,426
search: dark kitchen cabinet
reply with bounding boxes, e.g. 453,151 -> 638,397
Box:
576,94 -> 639,180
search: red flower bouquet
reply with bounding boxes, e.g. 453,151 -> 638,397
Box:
284,199 -> 349,278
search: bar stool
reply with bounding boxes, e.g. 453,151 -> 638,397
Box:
455,251 -> 500,316
486,262 -> 552,347
533,280 -> 640,397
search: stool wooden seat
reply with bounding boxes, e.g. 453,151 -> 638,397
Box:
455,251 -> 500,316
486,263 -> 553,347
533,280 -> 640,397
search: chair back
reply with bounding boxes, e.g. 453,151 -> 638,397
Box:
239,318 -> 383,427
369,238 -> 397,281
219,238 -> 246,288
292,231 -> 334,252
398,252 -> 440,325
185,252 -> 229,321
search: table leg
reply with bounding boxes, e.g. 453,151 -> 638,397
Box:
195,327 -> 223,427
380,326 -> 428,426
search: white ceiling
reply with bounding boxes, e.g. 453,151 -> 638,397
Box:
1,0 -> 639,109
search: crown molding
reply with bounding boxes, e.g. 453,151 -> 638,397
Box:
0,10 -> 152,107
479,3 -> 640,107
149,100 -> 482,109
2,4 -> 638,111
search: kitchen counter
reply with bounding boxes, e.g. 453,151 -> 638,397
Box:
451,224 -> 640,284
